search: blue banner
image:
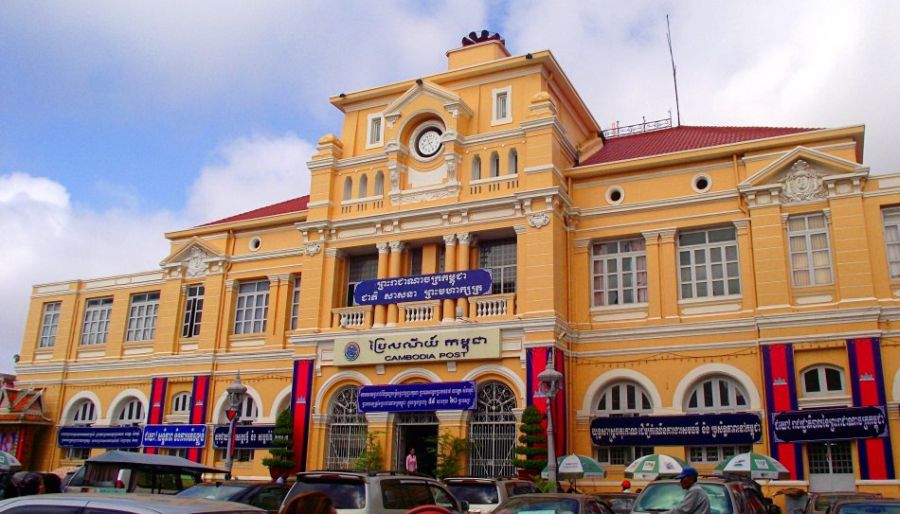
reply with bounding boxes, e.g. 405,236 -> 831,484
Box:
590,413 -> 763,446
142,424 -> 207,448
353,269 -> 492,306
357,381 -> 477,413
212,425 -> 276,449
58,427 -> 142,448
772,405 -> 888,443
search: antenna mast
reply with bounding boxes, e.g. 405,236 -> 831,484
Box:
666,14 -> 682,126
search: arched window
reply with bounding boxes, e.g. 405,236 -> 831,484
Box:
594,381 -> 654,465
359,174 -> 368,198
374,171 -> 385,196
802,365 -> 845,395
684,376 -> 752,463
343,177 -> 353,201
472,156 -> 482,180
508,148 -> 518,175
325,386 -> 368,470
469,381 -> 517,477
67,399 -> 97,460
114,398 -> 145,427
171,392 -> 191,415
218,396 -> 259,462
490,152 -> 500,178
167,392 -> 192,458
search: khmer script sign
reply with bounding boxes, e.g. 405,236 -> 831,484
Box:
334,327 -> 501,366
772,405 -> 888,443
590,413 -> 763,446
352,269 -> 493,305
358,381 -> 477,413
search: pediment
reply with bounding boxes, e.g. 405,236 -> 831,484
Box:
738,147 -> 869,206
382,81 -> 472,125
160,237 -> 229,279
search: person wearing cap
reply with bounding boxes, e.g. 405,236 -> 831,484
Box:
663,467 -> 709,514
621,479 -> 632,492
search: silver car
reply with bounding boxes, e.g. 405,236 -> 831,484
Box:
0,492 -> 265,513
443,477 -> 540,514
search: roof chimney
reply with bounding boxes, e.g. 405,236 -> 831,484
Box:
446,30 -> 510,70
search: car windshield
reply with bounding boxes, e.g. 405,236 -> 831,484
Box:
633,483 -> 733,514
447,483 -> 500,504
496,497 -> 580,514
177,483 -> 247,500
288,477 -> 366,509
817,496 -> 881,511
835,504 -> 900,514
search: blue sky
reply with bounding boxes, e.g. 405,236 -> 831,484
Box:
2,1 -> 899,373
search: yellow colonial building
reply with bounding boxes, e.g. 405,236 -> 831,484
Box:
13,33 -> 900,495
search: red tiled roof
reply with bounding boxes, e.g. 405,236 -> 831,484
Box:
201,195 -> 310,227
580,125 -> 819,166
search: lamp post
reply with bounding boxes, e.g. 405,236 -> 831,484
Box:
537,353 -> 563,493
223,372 -> 247,480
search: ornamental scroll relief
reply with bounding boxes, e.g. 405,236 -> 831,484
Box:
780,160 -> 828,204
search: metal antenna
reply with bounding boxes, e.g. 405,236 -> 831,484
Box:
667,14 -> 682,126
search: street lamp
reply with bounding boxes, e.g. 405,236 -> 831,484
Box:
223,371 -> 247,480
537,352 -> 563,493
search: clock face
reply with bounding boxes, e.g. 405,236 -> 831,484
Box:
415,128 -> 442,158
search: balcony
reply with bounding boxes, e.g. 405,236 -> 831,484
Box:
470,293 -> 515,320
332,306 -> 372,329
400,300 -> 442,324
468,174 -> 519,195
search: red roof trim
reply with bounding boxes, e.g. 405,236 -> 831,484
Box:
200,195 -> 310,227
580,125 -> 820,166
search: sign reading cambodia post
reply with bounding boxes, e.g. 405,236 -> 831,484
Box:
590,413 -> 762,447
772,405 -> 888,443
142,424 -> 207,448
334,327 -> 500,366
58,427 -> 142,448
352,269 -> 492,305
358,381 -> 477,413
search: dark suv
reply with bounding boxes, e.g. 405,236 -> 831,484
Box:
283,471 -> 468,514
631,477 -> 776,514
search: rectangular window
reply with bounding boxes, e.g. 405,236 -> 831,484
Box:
409,248 -> 423,276
687,445 -> 752,463
346,255 -> 378,306
290,276 -> 301,330
81,297 -> 113,345
479,238 -> 517,294
125,292 -> 160,342
592,238 -> 648,306
234,280 -> 270,334
39,302 -> 62,348
883,207 -> 900,278
678,227 -> 741,299
181,285 -> 204,338
491,86 -> 512,125
366,113 -> 384,148
788,213 -> 832,287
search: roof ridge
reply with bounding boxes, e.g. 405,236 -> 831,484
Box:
200,195 -> 310,227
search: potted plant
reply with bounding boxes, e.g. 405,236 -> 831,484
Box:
353,432 -> 384,472
427,433 -> 468,480
513,405 -> 547,480
262,409 -> 296,481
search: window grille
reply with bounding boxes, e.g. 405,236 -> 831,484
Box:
234,280 -> 269,334
126,292 -> 159,342
808,442 -> 853,474
39,302 -> 61,348
480,239 -> 516,294
81,297 -> 113,345
469,381 -> 517,478
182,285 -> 204,338
592,238 -> 647,306
325,387 -> 368,470
678,227 -> 740,299
788,213 -> 833,286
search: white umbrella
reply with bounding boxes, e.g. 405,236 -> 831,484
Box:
714,452 -> 790,479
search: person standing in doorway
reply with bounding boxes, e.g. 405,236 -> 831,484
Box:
405,448 -> 417,474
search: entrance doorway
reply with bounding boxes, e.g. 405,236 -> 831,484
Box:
394,412 -> 438,477
808,441 -> 855,492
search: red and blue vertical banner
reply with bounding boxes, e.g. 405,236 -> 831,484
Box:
186,375 -> 211,463
526,347 -> 567,457
144,377 -> 168,454
762,344 -> 804,480
291,359 -> 315,473
847,338 -> 895,480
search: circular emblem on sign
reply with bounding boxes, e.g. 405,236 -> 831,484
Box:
344,342 -> 360,362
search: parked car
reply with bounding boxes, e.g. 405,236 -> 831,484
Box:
492,493 -> 613,514
443,477 -> 541,513
829,499 -> 900,514
0,492 -> 265,513
65,450 -> 224,495
594,492 -> 638,514
805,493 -> 883,514
631,477 -> 776,514
177,480 -> 290,513
283,470 -> 468,514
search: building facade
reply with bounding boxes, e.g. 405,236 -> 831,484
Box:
13,34 -> 900,494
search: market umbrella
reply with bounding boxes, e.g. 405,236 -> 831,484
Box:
541,454 -> 606,480
0,451 -> 22,471
713,452 -> 790,479
624,454 -> 688,480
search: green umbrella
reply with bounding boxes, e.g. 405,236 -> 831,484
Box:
541,454 -> 606,480
713,452 -> 790,479
624,454 -> 688,480
0,451 -> 21,471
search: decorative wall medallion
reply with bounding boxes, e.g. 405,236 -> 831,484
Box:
305,242 -> 322,256
528,212 -> 550,229
186,247 -> 208,278
781,160 -> 827,203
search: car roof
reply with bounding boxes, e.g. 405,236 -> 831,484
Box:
0,492 -> 265,513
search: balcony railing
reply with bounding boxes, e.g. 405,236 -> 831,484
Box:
332,306 -> 372,329
469,174 -> 519,195
400,300 -> 442,324
470,293 -> 515,320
